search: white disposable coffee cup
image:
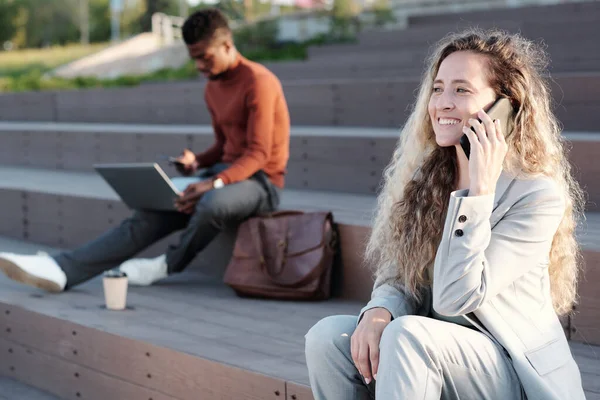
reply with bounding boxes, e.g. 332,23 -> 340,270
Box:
103,270 -> 128,311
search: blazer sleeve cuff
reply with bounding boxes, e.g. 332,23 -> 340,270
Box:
357,284 -> 413,326
447,189 -> 495,222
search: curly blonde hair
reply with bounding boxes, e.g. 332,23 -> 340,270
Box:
365,28 -> 585,316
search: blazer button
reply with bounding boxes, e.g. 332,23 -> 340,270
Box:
458,215 -> 467,223
454,229 -> 464,237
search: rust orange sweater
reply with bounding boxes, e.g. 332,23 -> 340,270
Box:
196,54 -> 290,188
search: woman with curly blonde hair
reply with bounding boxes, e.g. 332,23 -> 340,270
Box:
305,28 -> 586,399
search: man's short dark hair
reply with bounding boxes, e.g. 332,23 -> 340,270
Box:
182,8 -> 231,45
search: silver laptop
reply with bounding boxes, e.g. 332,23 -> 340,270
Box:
94,163 -> 182,211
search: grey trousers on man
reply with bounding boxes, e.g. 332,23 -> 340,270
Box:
53,164 -> 280,289
305,315 -> 524,400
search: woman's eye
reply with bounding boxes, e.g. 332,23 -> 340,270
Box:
456,87 -> 468,93
433,87 -> 442,93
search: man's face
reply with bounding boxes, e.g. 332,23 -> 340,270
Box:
187,37 -> 232,80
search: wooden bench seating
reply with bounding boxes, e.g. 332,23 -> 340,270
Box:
1,236 -> 599,400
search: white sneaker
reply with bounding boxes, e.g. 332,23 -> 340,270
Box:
119,254 -> 168,286
0,252 -> 67,292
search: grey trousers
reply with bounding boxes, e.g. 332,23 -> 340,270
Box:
305,315 -> 524,400
53,164 -> 280,289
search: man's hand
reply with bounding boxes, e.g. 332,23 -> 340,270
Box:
351,307 -> 392,385
174,180 -> 214,214
174,148 -> 199,176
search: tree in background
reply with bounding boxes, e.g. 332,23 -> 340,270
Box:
371,0 -> 395,27
0,0 -> 17,45
330,0 -> 361,40
89,0 -> 111,43
140,0 -> 179,32
10,0 -> 80,48
190,0 -> 244,22
121,0 -> 147,37
0,0 -> 297,49
2,0 -> 174,48
89,0 -> 154,43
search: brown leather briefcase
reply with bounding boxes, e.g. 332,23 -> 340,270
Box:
223,211 -> 337,300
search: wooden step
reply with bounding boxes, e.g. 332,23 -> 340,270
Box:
0,166 -> 376,301
308,21 -> 600,74
0,235 -> 599,400
0,165 -> 599,344
0,123 -> 398,196
1,73 -> 600,131
407,0 -> 600,27
0,236 -> 356,400
1,123 -> 599,210
0,376 -> 62,400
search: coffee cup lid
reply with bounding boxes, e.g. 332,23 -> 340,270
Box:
104,269 -> 127,278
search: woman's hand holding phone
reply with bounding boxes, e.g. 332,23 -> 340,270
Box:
462,109 -> 508,196
459,97 -> 514,161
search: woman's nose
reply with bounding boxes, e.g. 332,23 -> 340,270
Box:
436,93 -> 455,111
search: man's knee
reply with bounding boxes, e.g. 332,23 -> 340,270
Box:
195,187 -> 261,223
132,209 -> 162,223
194,193 -> 229,223
305,315 -> 357,362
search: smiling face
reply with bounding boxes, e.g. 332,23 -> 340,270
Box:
428,51 -> 497,147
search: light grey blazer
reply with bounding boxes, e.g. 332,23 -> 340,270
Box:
359,171 -> 585,400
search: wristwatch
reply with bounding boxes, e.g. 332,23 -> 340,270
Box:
212,178 -> 225,189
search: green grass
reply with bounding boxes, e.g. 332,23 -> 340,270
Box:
0,43 -> 109,78
0,61 -> 199,92
0,34 -> 352,93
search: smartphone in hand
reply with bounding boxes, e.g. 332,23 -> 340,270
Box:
168,156 -> 185,167
158,154 -> 185,166
460,97 -> 515,159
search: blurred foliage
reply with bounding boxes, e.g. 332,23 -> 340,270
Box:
234,20 -> 279,52
0,0 -> 17,43
0,0 -> 392,93
371,0 -> 395,27
329,0 -> 362,40
0,0 -> 305,50
0,36 -> 330,92
0,43 -> 108,76
0,0 -> 182,49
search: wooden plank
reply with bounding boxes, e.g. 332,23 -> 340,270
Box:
1,303 -> 598,400
0,234 -> 597,398
286,382 -> 314,400
568,139 -> 600,212
0,189 -> 24,240
0,376 -> 60,400
0,277 -> 323,385
0,269 -> 343,370
335,224 -> 373,302
0,92 -> 56,122
137,133 -> 189,166
572,340 -> 600,398
0,336 -> 180,400
407,2 -> 600,27
24,131 -> 59,170
0,303 -> 287,400
0,131 -> 25,166
0,168 -> 379,226
586,391 -> 600,400
572,249 -> 600,345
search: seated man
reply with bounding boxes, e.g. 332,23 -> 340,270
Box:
0,8 -> 290,292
